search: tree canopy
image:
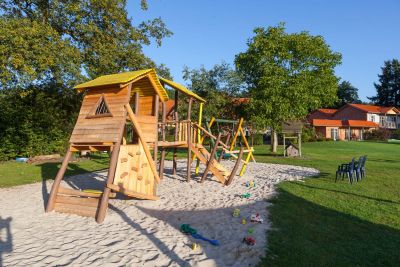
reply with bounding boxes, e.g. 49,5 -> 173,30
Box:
368,59 -> 400,107
336,80 -> 361,107
0,1 -> 171,159
235,24 -> 342,130
182,63 -> 246,119
0,0 -> 172,89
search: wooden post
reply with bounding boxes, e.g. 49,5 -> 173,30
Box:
239,127 -> 256,162
96,141 -> 121,223
159,102 -> 167,179
230,118 -> 244,151
298,132 -> 302,157
173,90 -> 179,175
153,94 -> 159,167
134,92 -> 139,114
195,102 -> 204,175
45,149 -> 73,212
201,133 -> 221,183
186,97 -> 193,182
283,134 -> 286,157
225,147 -> 244,186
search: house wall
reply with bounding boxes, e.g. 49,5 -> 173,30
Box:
367,113 -> 380,124
332,105 -> 366,120
70,85 -> 129,143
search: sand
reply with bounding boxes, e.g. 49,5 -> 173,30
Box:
0,160 -> 318,267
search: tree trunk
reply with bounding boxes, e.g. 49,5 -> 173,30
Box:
270,130 -> 278,153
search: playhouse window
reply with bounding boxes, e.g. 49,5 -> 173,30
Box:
86,95 -> 113,118
95,98 -> 110,115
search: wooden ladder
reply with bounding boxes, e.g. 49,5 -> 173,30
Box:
53,187 -> 115,218
191,143 -> 243,185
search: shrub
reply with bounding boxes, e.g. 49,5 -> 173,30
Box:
391,129 -> 400,140
363,129 -> 391,141
302,126 -> 317,142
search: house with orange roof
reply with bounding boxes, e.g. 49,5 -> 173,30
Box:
307,103 -> 399,141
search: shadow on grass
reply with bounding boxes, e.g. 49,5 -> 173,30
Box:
289,181 -> 400,204
261,188 -> 400,266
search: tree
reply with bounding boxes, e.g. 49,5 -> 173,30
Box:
0,0 -> 172,88
336,80 -> 361,107
235,24 -> 341,152
368,59 -> 400,107
0,1 -> 172,159
182,63 -> 246,120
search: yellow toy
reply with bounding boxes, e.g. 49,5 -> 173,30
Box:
233,208 -> 241,217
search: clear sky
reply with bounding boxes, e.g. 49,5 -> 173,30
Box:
128,0 -> 400,101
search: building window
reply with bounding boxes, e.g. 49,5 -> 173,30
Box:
331,128 -> 338,141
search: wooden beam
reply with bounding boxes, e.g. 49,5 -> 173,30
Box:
107,184 -> 159,200
125,104 -> 160,183
239,127 -> 256,162
134,92 -> 139,114
153,94 -> 159,169
230,118 -> 244,151
96,140 -> 121,223
159,101 -> 167,179
201,133 -> 221,183
173,90 -> 179,175
225,147 -> 244,186
46,149 -> 73,212
187,97 -> 193,182
58,187 -> 116,198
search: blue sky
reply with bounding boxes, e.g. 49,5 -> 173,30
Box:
128,0 -> 400,101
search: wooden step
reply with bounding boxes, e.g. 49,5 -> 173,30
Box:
54,202 -> 98,217
58,187 -> 116,198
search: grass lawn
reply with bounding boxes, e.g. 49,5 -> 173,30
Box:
0,154 -> 110,188
255,141 -> 400,266
0,142 -> 399,265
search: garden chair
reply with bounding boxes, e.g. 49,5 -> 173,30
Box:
360,155 -> 367,179
354,156 -> 364,181
335,157 -> 356,184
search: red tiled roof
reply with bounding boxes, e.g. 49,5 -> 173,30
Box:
345,120 -> 379,127
318,108 -> 337,114
312,119 -> 342,127
349,104 -> 398,114
312,119 -> 379,128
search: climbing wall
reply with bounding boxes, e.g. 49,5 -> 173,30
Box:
113,144 -> 156,198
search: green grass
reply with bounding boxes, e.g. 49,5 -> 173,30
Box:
255,141 -> 400,266
0,154 -> 109,188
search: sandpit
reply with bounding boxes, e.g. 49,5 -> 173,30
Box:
0,160 -> 318,266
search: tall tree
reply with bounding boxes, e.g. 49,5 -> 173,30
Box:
182,63 -> 246,119
235,24 -> 341,152
336,80 -> 361,107
0,0 -> 172,88
368,59 -> 400,107
0,1 -> 172,159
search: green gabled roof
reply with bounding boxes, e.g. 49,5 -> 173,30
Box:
74,69 -> 169,102
159,77 -> 206,103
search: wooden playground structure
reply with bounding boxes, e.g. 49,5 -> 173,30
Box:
46,69 -> 253,223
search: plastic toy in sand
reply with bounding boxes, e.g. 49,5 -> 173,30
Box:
232,208 -> 240,217
247,227 -> 254,234
240,193 -> 251,199
243,236 -> 256,246
241,218 -> 247,225
192,243 -> 200,250
244,180 -> 256,188
250,213 -> 263,224
180,224 -> 220,246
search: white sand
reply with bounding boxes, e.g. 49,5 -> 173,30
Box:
0,160 -> 318,267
